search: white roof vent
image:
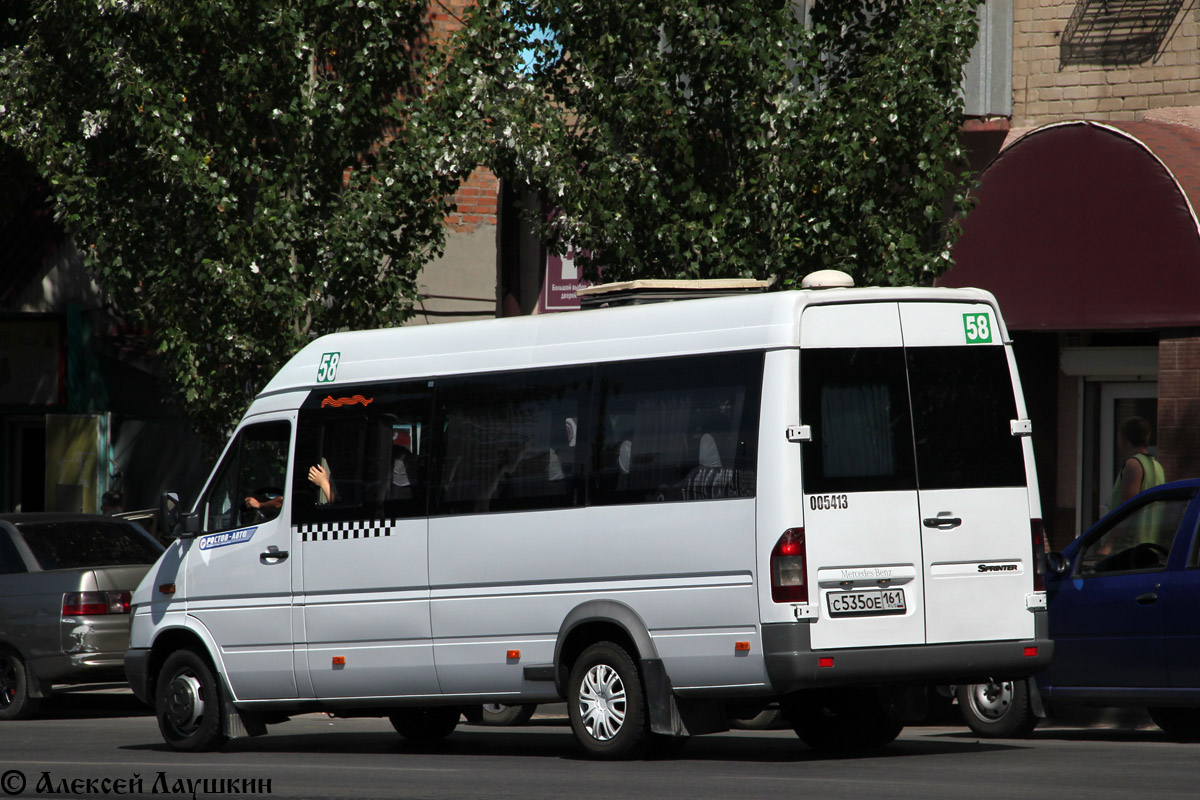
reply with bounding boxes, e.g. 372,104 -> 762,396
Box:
800,269 -> 854,289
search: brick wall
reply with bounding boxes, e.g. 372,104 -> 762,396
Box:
1157,331 -> 1200,482
445,167 -> 500,233
426,1 -> 499,233
428,0 -> 473,41
1013,0 -> 1200,127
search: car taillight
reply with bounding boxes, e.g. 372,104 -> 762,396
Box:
62,591 -> 132,617
1031,519 -> 1046,592
771,528 -> 807,603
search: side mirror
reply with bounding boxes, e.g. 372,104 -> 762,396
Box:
1046,551 -> 1069,575
159,492 -> 181,537
159,492 -> 200,539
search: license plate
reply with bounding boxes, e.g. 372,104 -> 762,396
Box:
827,588 -> 906,617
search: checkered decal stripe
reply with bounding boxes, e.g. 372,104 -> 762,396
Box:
296,520 -> 397,542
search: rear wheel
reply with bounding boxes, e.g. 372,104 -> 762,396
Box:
956,679 -> 1038,739
1148,707 -> 1200,741
389,708 -> 460,743
0,650 -> 42,721
567,641 -> 650,759
156,649 -> 227,751
787,689 -> 903,751
478,703 -> 537,726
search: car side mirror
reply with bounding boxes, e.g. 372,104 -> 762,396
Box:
1046,551 -> 1069,575
159,492 -> 201,539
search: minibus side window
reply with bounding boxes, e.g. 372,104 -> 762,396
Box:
591,352 -> 762,506
906,346 -> 1025,490
433,367 -> 591,515
292,382 -> 432,524
202,421 -> 291,533
801,347 -> 916,494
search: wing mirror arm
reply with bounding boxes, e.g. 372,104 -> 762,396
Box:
1046,551 -> 1069,576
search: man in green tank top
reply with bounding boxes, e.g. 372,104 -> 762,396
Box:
1110,415 -> 1166,511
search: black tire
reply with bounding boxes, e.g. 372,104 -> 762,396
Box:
1148,707 -> 1200,741
389,708 -> 460,743
0,649 -> 43,721
567,641 -> 650,759
788,689 -> 903,751
956,679 -> 1038,739
479,703 -> 537,726
156,649 -> 228,752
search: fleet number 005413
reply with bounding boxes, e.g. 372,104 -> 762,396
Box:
809,494 -> 849,510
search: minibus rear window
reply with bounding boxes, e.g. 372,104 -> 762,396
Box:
801,347 -> 916,494
907,346 -> 1026,490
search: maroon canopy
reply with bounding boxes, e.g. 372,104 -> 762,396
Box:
939,120 -> 1200,331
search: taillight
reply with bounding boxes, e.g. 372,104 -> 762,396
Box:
62,591 -> 132,617
1031,519 -> 1046,592
771,528 -> 808,603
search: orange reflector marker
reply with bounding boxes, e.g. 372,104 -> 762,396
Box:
735,641 -> 751,652
332,656 -> 346,666
158,583 -> 176,596
506,650 -> 520,660
1023,646 -> 1039,658
817,657 -> 835,668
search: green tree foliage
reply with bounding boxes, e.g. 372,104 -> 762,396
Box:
0,1 -> 460,437
435,0 -> 981,287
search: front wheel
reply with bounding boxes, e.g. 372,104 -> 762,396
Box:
389,708 -> 460,743
567,641 -> 650,759
0,650 -> 42,721
956,679 -> 1038,739
787,689 -> 903,751
156,649 -> 227,751
1148,707 -> 1200,741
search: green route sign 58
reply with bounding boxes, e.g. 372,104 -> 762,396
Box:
317,352 -> 341,383
963,313 -> 993,344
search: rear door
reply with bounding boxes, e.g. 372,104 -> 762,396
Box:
801,303 -> 927,650
900,302 -> 1036,644
1165,492 -> 1200,689
800,300 -> 1036,651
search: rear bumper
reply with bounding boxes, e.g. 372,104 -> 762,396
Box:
762,613 -> 1053,693
124,648 -> 152,705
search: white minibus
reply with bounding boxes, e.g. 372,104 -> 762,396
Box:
126,276 -> 1050,758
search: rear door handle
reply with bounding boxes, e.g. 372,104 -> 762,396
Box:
923,513 -> 962,529
1136,592 -> 1158,605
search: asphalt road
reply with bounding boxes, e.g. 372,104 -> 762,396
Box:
0,689 -> 1194,800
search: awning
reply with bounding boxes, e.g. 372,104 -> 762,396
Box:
937,120 -> 1200,331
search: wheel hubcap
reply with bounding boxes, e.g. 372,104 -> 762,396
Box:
166,673 -> 205,732
968,680 -> 1014,721
578,663 -> 626,741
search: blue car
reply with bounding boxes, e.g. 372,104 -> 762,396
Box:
958,479 -> 1200,739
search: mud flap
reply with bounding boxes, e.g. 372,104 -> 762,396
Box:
1026,676 -> 1047,718
219,675 -> 266,738
642,658 -> 728,736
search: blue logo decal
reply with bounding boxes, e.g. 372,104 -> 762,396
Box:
198,526 -> 258,551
